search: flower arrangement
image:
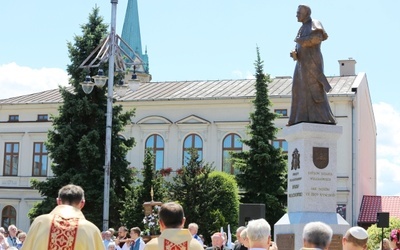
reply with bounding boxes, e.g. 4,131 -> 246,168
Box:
159,167 -> 173,176
176,168 -> 184,175
143,205 -> 160,235
391,229 -> 400,243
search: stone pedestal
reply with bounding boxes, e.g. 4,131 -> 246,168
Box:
274,123 -> 349,250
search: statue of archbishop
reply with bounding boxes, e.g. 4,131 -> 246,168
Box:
288,5 -> 336,126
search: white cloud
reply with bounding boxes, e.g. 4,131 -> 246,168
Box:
373,102 -> 400,195
231,70 -> 244,78
0,62 -> 69,99
231,70 -> 255,79
246,72 -> 255,79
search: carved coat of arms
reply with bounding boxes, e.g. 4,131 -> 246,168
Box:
313,147 -> 329,169
291,148 -> 300,170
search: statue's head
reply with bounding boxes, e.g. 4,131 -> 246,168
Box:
297,5 -> 311,22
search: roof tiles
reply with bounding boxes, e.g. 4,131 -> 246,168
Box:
358,195 -> 400,224
0,76 -> 357,105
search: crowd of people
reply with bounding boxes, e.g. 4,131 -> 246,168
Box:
0,225 -> 26,249
3,183 -> 397,250
101,226 -> 145,250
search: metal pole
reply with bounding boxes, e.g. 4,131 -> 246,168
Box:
103,0 -> 118,231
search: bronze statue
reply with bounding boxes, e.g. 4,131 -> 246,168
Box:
288,5 -> 336,126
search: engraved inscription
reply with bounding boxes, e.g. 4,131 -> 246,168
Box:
304,171 -> 335,198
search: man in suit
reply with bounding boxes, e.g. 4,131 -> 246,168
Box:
233,226 -> 247,250
189,223 -> 204,246
122,227 -> 145,250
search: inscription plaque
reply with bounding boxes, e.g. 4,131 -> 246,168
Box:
276,234 -> 294,250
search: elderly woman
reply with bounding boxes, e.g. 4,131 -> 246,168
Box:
16,232 -> 26,249
108,242 -> 117,250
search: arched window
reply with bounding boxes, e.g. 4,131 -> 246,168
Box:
145,134 -> 164,170
182,134 -> 203,166
222,133 -> 243,174
1,206 -> 16,229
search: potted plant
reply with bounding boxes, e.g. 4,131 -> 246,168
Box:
159,167 -> 172,177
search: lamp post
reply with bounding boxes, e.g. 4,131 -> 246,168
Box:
79,0 -> 150,231
101,0 -> 117,232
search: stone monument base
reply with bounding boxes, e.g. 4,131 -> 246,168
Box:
275,123 -> 350,250
275,212 -> 349,250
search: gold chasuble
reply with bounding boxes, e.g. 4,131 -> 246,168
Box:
48,215 -> 79,249
145,229 -> 203,250
22,205 -> 103,250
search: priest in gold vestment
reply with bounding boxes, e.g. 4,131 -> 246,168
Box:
22,184 -> 104,250
144,202 -> 203,250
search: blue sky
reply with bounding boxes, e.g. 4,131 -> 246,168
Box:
1,1 -> 399,195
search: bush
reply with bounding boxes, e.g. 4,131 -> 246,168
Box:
367,217 -> 400,249
168,149 -> 240,245
205,171 -> 240,234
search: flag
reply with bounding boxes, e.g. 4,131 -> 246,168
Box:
227,225 -> 233,249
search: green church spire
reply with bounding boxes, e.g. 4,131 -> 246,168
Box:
121,0 -> 149,73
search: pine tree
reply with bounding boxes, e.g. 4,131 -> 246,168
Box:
29,7 -> 135,229
168,149 -> 239,243
120,149 -> 167,229
232,47 -> 287,228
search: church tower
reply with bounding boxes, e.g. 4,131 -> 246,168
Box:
121,0 -> 149,74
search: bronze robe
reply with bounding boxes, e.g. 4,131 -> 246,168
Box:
288,18 -> 336,126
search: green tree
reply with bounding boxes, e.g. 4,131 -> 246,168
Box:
169,149 -> 239,243
120,148 -> 168,229
205,171 -> 240,238
367,217 -> 400,249
232,47 -> 287,228
29,7 -> 135,229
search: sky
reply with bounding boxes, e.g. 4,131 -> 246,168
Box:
1,1 -> 399,195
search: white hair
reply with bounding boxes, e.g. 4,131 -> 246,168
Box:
188,223 -> 199,230
302,221 -> 333,249
246,219 -> 271,241
108,242 -> 116,249
236,226 -> 246,234
240,228 -> 248,240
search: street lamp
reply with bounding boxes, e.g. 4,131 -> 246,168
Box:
78,0 -> 149,231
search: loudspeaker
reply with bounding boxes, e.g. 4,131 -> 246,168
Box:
239,203 -> 265,226
377,212 -> 390,228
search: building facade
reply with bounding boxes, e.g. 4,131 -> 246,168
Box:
0,59 -> 376,232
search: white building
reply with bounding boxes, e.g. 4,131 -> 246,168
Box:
0,58 -> 376,232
